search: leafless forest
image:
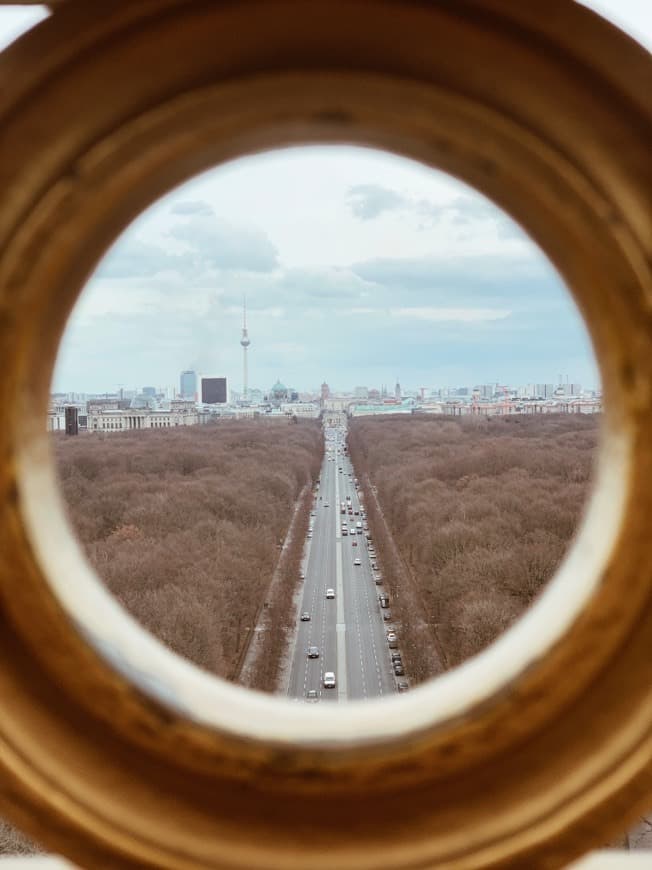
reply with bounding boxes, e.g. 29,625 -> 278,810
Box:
4,411 -> 649,853
347,413 -> 600,680
54,420 -> 322,684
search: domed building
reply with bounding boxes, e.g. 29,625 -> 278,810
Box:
130,393 -> 159,410
269,379 -> 289,406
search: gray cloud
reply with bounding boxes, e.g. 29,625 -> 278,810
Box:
278,266 -> 377,301
347,184 -> 406,220
170,200 -> 215,216
97,238 -> 179,279
170,214 -> 278,272
350,253 -> 563,316
415,193 -> 527,241
97,213 -> 279,280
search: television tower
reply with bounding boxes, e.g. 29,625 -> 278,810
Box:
240,296 -> 251,400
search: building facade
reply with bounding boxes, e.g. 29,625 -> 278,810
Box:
201,377 -> 227,404
179,370 -> 197,400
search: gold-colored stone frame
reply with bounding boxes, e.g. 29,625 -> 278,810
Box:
0,1 -> 650,867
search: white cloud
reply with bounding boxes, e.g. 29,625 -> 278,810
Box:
349,306 -> 511,323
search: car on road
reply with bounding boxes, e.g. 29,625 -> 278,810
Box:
351,540 -> 357,547
383,611 -> 392,621
306,689 -> 319,702
397,681 -> 409,693
300,612 -> 311,621
326,588 -> 335,599
353,558 -> 361,566
324,672 -> 336,689
299,570 -> 305,579
306,532 -> 312,539
387,631 -> 397,641
324,502 -> 329,508
307,646 -> 320,659
393,663 -> 405,676
371,562 -> 379,570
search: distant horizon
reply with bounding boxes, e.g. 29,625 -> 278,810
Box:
52,372 -> 598,398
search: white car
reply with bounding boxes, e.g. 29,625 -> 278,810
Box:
325,588 -> 335,599
354,558 -> 361,566
323,672 -> 336,688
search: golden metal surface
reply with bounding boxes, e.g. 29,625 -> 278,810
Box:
0,1 -> 650,867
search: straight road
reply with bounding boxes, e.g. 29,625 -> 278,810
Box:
286,425 -> 396,703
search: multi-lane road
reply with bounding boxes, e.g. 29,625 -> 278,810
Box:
287,426 -> 399,702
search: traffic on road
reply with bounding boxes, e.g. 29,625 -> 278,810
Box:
286,422 -> 408,703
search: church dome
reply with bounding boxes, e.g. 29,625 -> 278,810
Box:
271,380 -> 288,395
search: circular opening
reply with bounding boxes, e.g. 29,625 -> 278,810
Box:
40,145 -> 613,745
2,2 -> 650,865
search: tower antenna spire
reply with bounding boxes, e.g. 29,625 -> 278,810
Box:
240,294 -> 251,401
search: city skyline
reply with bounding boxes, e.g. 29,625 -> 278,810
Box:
3,4 -> 648,397
52,371 -> 593,402
50,145 -> 601,395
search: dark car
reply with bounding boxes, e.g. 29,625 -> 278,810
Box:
393,663 -> 405,676
300,612 -> 311,621
307,646 -> 320,659
391,654 -> 402,664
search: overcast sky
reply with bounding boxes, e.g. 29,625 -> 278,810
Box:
2,3 -> 649,395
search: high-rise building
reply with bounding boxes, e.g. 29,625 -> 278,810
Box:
65,406 -> 79,436
395,378 -> 401,399
475,384 -> 494,399
142,386 -> 156,398
180,370 -> 197,400
201,377 -> 227,404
